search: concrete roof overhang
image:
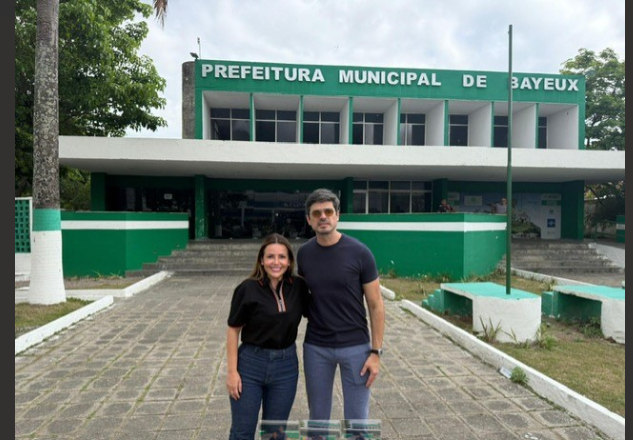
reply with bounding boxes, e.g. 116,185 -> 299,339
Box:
59,136 -> 625,184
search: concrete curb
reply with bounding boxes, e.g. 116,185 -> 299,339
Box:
399,299 -> 625,440
15,296 -> 114,356
15,271 -> 173,302
508,268 -> 594,286
65,271 -> 173,300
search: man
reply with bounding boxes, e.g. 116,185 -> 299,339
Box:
493,197 -> 508,214
297,188 -> 385,422
437,198 -> 454,213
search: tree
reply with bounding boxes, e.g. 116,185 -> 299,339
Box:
152,0 -> 168,27
561,48 -> 625,230
15,0 -> 167,197
29,0 -> 65,304
561,48 -> 625,152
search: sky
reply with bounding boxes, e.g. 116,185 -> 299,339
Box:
126,0 -> 625,139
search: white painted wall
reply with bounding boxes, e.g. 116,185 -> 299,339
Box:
549,107 -> 579,149
426,101 -> 445,145
341,99 -> 350,144
512,104 -> 537,149
384,101 -> 399,145
468,103 -> 492,147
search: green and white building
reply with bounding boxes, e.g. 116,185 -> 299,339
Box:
57,59 -> 625,277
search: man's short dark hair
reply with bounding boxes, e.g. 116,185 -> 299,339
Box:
305,188 -> 340,215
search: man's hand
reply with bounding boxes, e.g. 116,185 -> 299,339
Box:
360,353 -> 380,388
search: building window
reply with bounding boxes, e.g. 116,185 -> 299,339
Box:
303,111 -> 340,144
353,180 -> 432,213
353,112 -> 384,145
399,114 -> 426,146
210,108 -> 250,141
493,116 -> 508,148
449,114 -> 468,146
538,117 -> 548,149
255,110 -> 297,143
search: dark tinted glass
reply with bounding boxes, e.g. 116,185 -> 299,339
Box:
365,113 -> 383,123
211,120 -> 231,140
450,126 -> 468,146
303,111 -> 319,121
256,121 -> 275,142
494,127 -> 508,148
278,111 -> 296,121
450,114 -> 468,124
494,116 -> 508,125
277,121 -> 297,142
232,109 -> 250,119
390,193 -> 410,213
321,123 -> 339,144
303,123 -> 319,143
407,113 -> 425,123
256,109 -> 276,120
352,125 -> 364,144
211,108 -> 230,118
411,125 -> 425,145
232,120 -> 250,141
321,112 -> 340,122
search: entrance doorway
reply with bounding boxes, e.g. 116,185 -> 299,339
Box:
209,190 -> 312,239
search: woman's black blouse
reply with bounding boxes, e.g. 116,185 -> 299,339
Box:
227,276 -> 309,349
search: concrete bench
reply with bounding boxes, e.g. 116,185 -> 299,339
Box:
424,282 -> 541,344
542,285 -> 625,344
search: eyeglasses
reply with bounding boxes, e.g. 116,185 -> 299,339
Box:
310,208 -> 336,219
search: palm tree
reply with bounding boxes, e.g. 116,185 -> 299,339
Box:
29,0 -> 66,304
153,0 -> 168,27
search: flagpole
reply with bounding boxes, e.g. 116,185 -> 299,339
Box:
506,24 -> 513,295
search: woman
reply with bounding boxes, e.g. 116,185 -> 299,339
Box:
226,233 -> 309,440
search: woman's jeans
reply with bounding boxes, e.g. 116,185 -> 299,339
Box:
228,343 -> 298,440
303,342 -> 371,421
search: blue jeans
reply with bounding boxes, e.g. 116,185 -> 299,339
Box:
229,343 -> 299,440
303,342 -> 371,421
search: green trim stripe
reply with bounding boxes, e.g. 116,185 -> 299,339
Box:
33,209 -> 61,232
61,221 -> 189,230
338,221 -> 505,232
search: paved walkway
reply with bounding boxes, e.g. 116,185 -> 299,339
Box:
15,274 -> 613,440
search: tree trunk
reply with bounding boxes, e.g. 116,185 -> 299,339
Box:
29,0 -> 66,304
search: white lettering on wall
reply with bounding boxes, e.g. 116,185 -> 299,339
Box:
463,75 -> 487,88
199,63 -> 577,92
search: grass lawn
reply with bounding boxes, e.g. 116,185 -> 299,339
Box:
14,275 -> 141,338
15,297 -> 92,338
380,272 -> 626,418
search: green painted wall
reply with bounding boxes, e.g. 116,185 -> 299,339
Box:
91,173 -> 106,211
543,291 -> 602,322
616,215 -> 625,243
194,60 -> 585,104
338,213 -> 506,279
561,180 -> 585,239
61,211 -> 188,277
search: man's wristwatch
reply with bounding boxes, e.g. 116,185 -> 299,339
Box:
369,348 -> 383,357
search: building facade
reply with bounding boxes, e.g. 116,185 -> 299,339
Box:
60,59 -> 625,243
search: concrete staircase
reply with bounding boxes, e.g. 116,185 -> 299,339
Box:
126,239 -> 307,277
500,239 -> 625,277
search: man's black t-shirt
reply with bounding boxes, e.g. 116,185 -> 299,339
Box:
297,234 -> 379,348
227,276 -> 309,349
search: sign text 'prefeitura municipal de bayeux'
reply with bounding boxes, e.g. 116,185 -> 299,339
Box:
195,60 -> 583,104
